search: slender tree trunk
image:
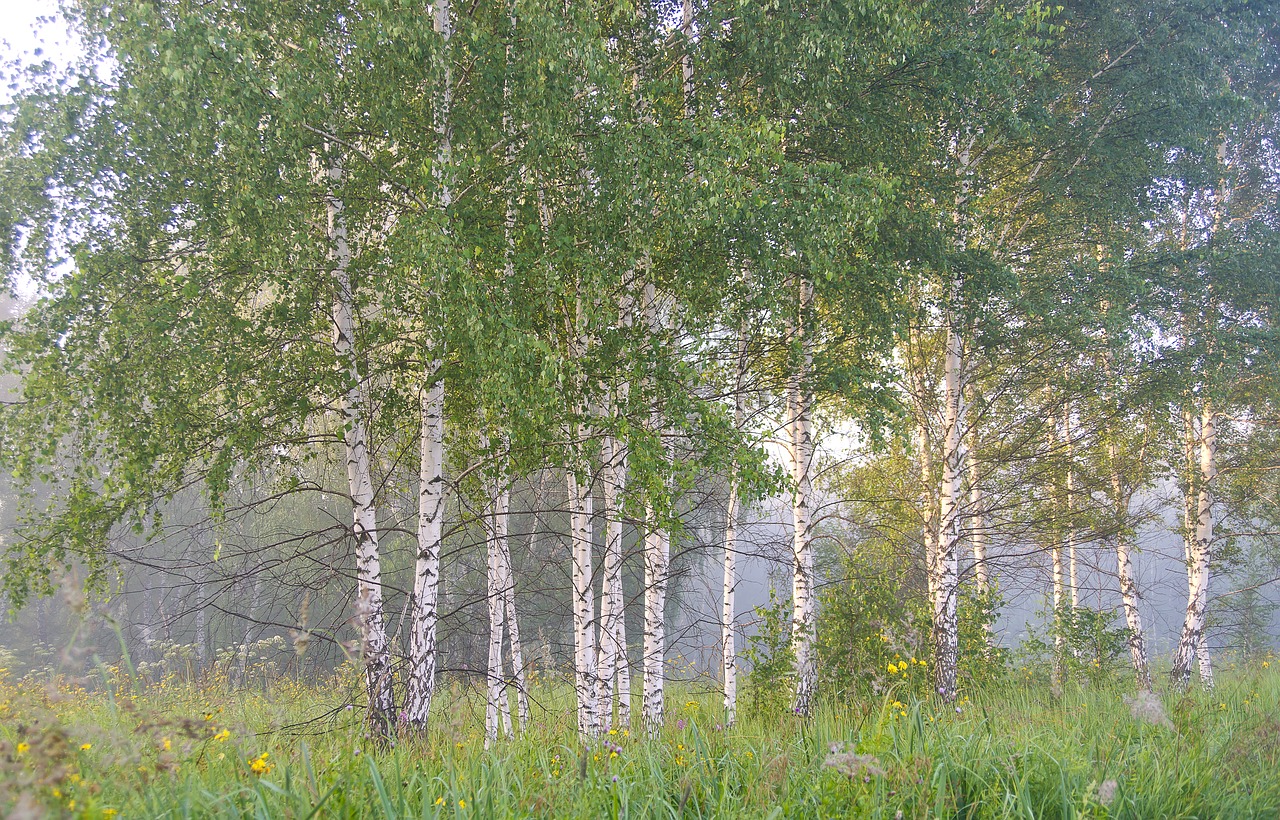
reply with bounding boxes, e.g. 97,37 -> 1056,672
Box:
908,325 -> 938,608
1107,437 -> 1151,692
642,501 -> 668,736
641,280 -> 670,736
484,463 -> 513,746
404,0 -> 452,733
495,479 -> 529,729
723,332 -> 748,726
1172,402 -> 1216,689
1063,400 -> 1079,610
597,432 -> 629,731
1180,405 -> 1211,674
787,275 -> 817,716
722,478 -> 740,725
406,376 -> 445,728
1047,404 -> 1066,683
569,459 -> 600,736
325,159 -> 395,736
932,304 -> 963,702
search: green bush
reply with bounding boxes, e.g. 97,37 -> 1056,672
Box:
740,589 -> 797,721
815,569 -> 1007,698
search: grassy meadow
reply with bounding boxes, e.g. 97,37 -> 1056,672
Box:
1,656 -> 1279,819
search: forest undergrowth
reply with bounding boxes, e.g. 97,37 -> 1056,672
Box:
1,655 -> 1278,819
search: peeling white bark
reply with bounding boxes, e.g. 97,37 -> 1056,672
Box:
642,500 -> 668,736
1063,402 -> 1079,610
568,463 -> 600,736
787,276 -> 817,716
641,280 -> 670,736
325,159 -> 395,734
723,332 -> 748,726
1173,402 -> 1216,689
1107,437 -> 1151,692
597,432 -> 628,731
404,0 -> 453,733
932,304 -> 963,702
484,461 -> 514,746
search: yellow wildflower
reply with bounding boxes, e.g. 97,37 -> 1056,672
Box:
459,800 -> 466,808
79,743 -> 92,751
15,742 -> 28,755
103,810 -> 118,818
435,797 -> 445,806
887,663 -> 897,675
213,729 -> 231,742
162,738 -> 172,751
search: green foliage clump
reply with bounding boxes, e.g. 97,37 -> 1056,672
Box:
814,565 -> 1008,699
1022,605 -> 1136,685
739,589 -> 797,722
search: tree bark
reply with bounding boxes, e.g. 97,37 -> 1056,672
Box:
723,332 -> 748,727
325,159 -> 395,735
1063,400 -> 1079,610
1107,437 -> 1151,692
597,431 -> 629,731
404,0 -> 452,733
787,275 -> 818,716
495,480 -> 529,729
1047,404 -> 1066,683
1172,402 -> 1216,689
932,303 -> 963,702
484,462 -> 513,746
568,460 -> 600,736
641,280 -> 670,736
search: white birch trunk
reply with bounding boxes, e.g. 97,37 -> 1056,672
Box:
406,377 -> 445,728
1181,405 -> 1212,674
1047,405 -> 1066,680
495,482 -> 529,728
485,468 -> 513,746
404,0 -> 453,732
641,280 -> 670,736
1063,402 -> 1079,610
1107,437 -> 1151,691
597,432 -> 628,731
1172,402 -> 1216,688
723,332 -> 748,726
325,160 -> 395,734
642,501 -> 668,736
932,306 -> 963,702
787,277 -> 817,716
723,474 -> 740,726
569,462 -> 600,736
908,325 -> 938,607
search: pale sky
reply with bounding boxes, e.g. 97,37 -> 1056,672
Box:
1,0 -> 78,100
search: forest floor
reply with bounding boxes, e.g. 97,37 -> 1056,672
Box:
0,658 -> 1277,818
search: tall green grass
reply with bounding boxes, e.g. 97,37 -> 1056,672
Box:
1,658 -> 1277,818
